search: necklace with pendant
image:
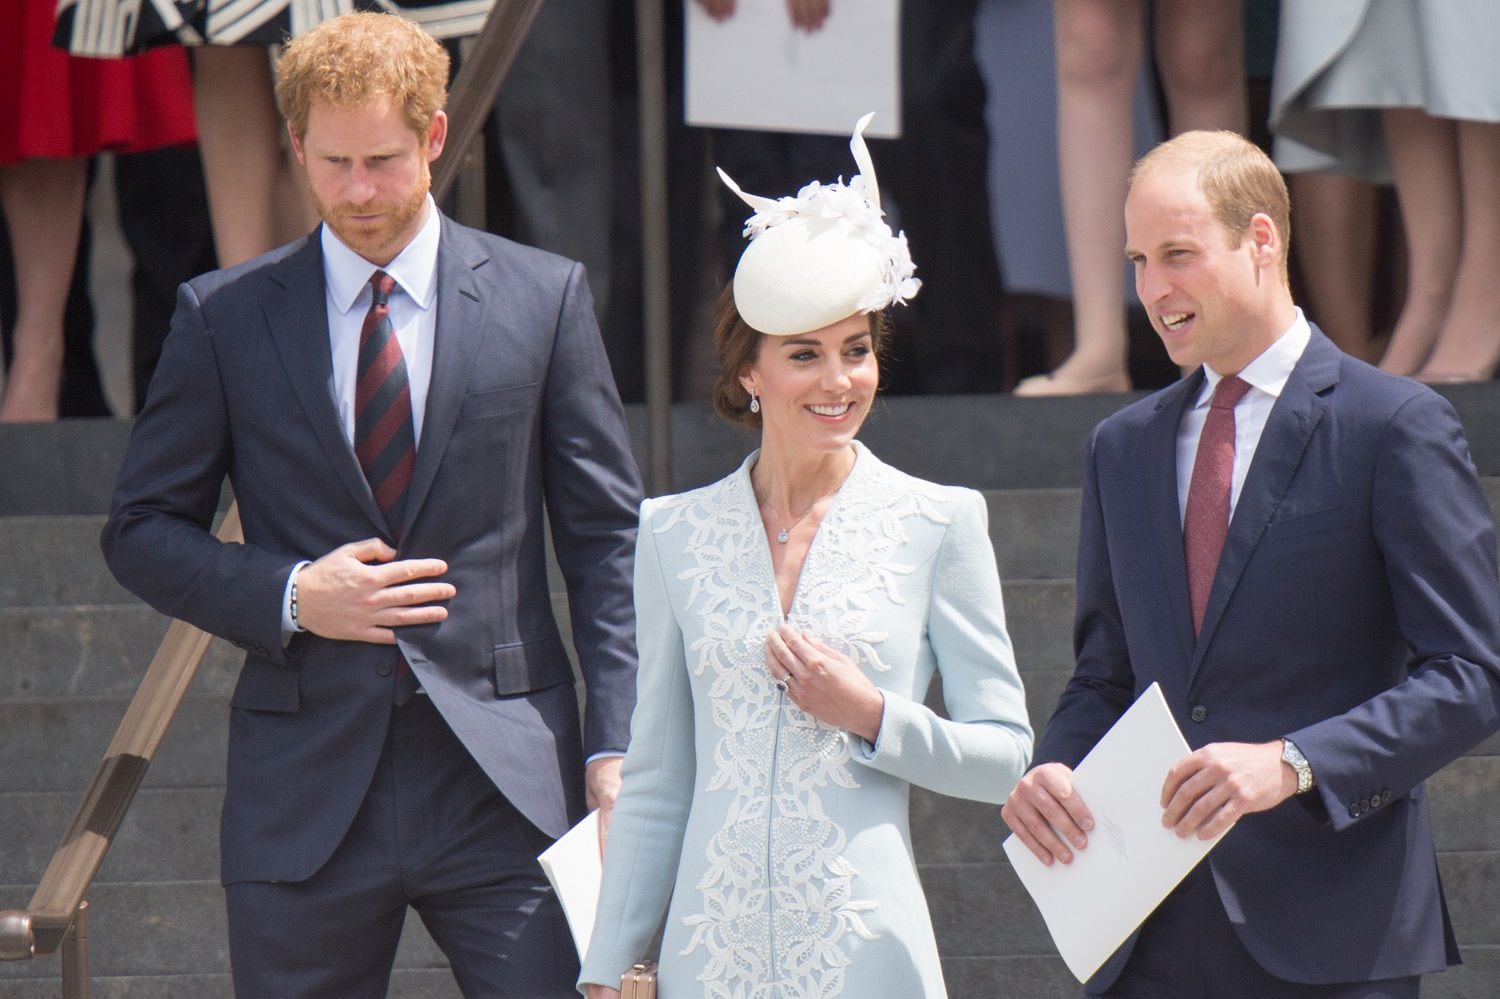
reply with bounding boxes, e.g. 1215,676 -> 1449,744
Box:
758,482 -> 844,543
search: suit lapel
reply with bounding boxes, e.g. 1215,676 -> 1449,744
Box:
264,232 -> 389,532
401,216 -> 487,537
1188,329 -> 1341,682
1146,373 -> 1204,669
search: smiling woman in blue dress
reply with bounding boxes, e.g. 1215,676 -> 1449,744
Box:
579,115 -> 1034,999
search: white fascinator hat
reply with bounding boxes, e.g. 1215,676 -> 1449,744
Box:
718,113 -> 921,337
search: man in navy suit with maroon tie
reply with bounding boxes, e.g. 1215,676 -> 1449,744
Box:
101,13 -> 641,997
1004,130 -> 1500,996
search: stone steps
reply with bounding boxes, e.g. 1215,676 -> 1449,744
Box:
0,881 -> 456,990
8,751 -> 1495,889
0,970 -> 463,999
3,848 -> 1497,983
4,384 -> 1495,512
3,390 -> 1498,995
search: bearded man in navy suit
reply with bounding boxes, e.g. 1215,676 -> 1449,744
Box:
102,13 -> 641,997
1003,130 -> 1500,996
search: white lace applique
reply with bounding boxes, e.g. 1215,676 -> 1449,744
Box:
659,452 -> 951,996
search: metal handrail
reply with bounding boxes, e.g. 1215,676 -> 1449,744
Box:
0,2 -> 544,991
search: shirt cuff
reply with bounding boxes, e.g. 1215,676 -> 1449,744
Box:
280,561 -> 312,645
585,751 -> 625,766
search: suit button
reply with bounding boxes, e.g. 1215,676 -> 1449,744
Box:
1381,790 -> 1393,804
375,660 -> 393,677
1190,705 -> 1208,723
1348,803 -> 1360,818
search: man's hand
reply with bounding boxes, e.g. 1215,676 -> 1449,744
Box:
294,538 -> 453,644
586,755 -> 624,854
1001,763 -> 1094,866
584,986 -> 621,999
1160,740 -> 1297,840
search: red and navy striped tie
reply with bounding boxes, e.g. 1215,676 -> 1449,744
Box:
354,270 -> 416,539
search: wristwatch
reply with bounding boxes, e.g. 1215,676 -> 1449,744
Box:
1281,738 -> 1315,795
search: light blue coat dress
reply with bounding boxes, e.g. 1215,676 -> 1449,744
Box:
580,443 -> 1033,997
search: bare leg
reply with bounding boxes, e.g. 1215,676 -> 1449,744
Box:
194,46 -> 315,268
1289,172 -> 1377,361
0,157 -> 87,422
1016,0 -> 1142,395
1416,119 -> 1500,381
1154,0 -> 1247,135
1379,108 -> 1460,375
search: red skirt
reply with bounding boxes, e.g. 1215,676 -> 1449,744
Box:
0,0 -> 197,165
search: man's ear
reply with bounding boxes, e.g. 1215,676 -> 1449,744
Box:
1248,212 -> 1280,267
425,110 -> 448,164
288,122 -> 306,165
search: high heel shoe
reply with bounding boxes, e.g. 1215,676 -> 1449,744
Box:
1013,369 -> 1132,396
1413,367 -> 1498,385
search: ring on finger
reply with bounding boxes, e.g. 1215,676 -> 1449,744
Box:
773,674 -> 790,692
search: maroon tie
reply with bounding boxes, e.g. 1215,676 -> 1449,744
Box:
1184,375 -> 1252,635
354,270 -> 416,539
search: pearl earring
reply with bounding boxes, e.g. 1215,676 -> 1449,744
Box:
749,393 -> 760,414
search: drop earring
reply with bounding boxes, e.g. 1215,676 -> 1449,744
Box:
749,392 -> 760,414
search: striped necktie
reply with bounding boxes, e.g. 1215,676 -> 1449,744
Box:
354,270 -> 416,538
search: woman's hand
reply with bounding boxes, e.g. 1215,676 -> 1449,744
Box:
766,625 -> 884,742
584,986 -> 621,999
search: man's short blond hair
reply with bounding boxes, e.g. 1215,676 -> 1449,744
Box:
276,12 -> 449,141
1129,130 -> 1291,285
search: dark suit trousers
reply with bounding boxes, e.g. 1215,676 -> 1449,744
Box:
224,695 -> 577,998
1101,864 -> 1419,998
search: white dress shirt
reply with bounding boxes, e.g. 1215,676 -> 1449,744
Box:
1176,309 -> 1312,524
321,196 -> 441,446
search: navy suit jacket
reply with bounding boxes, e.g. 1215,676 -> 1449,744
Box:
1035,328 -> 1500,988
102,215 -> 643,885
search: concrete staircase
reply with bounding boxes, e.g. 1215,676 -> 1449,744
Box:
2,387 -> 1498,997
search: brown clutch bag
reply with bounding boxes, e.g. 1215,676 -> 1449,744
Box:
620,961 -> 658,999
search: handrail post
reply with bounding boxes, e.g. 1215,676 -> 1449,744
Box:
0,908 -> 34,961
636,0 -> 673,494
60,901 -> 89,999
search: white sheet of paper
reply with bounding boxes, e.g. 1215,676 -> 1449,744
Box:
1003,683 -> 1227,983
538,809 -> 602,960
685,0 -> 901,138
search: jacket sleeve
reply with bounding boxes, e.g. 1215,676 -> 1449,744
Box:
852,489 -> 1034,803
1290,390 -> 1500,830
100,279 -> 296,662
540,262 -> 644,758
578,501 -> 695,991
1032,426 -> 1138,768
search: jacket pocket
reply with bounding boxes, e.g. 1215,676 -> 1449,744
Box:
460,382 -> 539,419
492,635 -> 575,696
1261,504 -> 1347,543
229,654 -> 300,713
